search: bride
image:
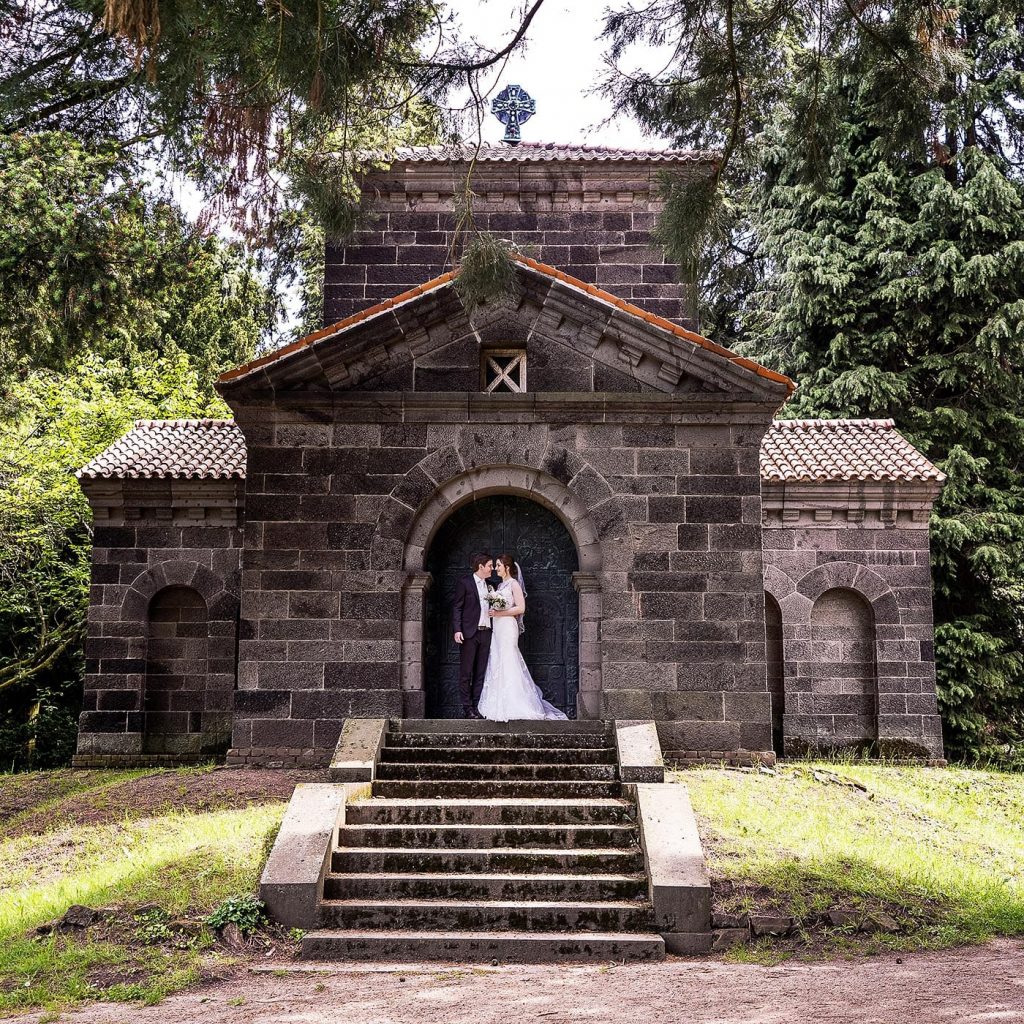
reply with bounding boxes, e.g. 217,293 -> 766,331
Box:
477,553 -> 568,722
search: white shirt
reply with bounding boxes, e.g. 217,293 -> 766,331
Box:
474,575 -> 490,630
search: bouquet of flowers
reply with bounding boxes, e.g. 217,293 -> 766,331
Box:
486,587 -> 508,610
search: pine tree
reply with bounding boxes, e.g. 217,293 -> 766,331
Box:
752,109 -> 1024,766
602,0 -> 1024,762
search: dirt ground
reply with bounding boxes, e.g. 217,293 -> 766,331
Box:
7,938 -> 1022,1024
1,767 -> 324,840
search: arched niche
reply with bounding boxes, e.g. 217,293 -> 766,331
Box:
764,591 -> 785,755
142,585 -> 232,757
810,587 -> 879,747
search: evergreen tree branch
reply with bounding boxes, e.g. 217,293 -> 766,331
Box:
5,73 -> 138,132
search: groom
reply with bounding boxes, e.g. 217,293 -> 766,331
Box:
452,552 -> 494,719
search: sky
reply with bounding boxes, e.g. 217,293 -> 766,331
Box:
437,0 -> 673,149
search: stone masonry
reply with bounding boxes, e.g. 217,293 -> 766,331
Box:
72,146 -> 946,768
216,259 -> 791,766
325,143 -> 708,328
74,467 -> 243,766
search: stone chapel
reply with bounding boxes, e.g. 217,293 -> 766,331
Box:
73,143 -> 947,768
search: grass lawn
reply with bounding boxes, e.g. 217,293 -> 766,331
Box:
1,762 -> 1021,1013
0,766 -> 290,1016
684,761 -> 1024,960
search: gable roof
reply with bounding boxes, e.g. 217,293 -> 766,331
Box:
760,419 -> 944,483
79,418 -> 941,485
217,256 -> 794,395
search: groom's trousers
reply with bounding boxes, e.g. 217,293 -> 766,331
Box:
458,627 -> 492,714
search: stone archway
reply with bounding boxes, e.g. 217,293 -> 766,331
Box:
423,495 -> 581,719
392,465 -> 610,719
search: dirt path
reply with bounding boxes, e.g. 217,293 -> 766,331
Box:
9,938 -> 1023,1024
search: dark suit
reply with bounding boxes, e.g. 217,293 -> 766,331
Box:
452,574 -> 491,714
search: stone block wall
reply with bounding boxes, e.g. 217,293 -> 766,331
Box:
73,478 -> 243,767
324,157 -> 704,328
762,482 -> 944,759
225,390 -> 778,767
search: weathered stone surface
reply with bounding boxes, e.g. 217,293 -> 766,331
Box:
749,915 -> 796,937
56,905 -> 99,931
259,782 -> 370,929
614,720 -> 664,783
712,912 -> 749,929
712,927 -> 749,951
633,783 -> 711,936
329,719 -> 387,781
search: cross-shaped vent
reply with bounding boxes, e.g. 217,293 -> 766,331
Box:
483,350 -> 527,393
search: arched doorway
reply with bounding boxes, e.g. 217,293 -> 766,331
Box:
424,495 -> 580,719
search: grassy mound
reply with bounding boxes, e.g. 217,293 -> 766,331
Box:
0,767 -> 293,1014
685,762 -> 1024,960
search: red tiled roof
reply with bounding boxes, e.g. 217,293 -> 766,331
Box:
77,419 -> 246,480
78,418 -> 943,485
369,143 -> 715,164
760,419 -> 945,483
218,257 -> 794,393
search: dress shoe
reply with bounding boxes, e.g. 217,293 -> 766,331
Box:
469,709 -> 484,720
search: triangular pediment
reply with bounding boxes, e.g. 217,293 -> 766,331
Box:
217,260 -> 793,403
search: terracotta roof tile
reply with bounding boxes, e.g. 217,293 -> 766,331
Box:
367,143 -> 715,164
77,419 -> 246,480
79,418 -> 943,486
761,419 -> 945,483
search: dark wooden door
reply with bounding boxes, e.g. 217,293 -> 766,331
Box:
424,496 -> 580,718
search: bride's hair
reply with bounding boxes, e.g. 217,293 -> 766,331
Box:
496,553 -> 517,576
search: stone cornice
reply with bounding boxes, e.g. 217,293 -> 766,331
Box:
80,477 -> 244,524
761,479 -> 941,528
360,158 -> 709,211
229,390 -> 783,425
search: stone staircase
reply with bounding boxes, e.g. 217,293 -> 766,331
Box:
299,720 -> 666,961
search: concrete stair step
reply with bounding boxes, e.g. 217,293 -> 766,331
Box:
381,745 -> 617,765
392,719 -> 609,735
300,928 -> 665,962
386,732 -> 613,750
323,871 -> 649,902
316,899 -> 655,932
331,846 -> 644,874
339,823 -> 638,849
375,762 -> 618,782
345,797 -> 635,826
371,779 -> 622,799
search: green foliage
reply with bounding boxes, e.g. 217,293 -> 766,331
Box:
205,894 -> 265,935
133,907 -> 173,945
0,1 -> 436,214
0,131 -> 267,381
686,762 -> 1024,950
753,132 -> 1024,765
455,232 -> 522,318
0,769 -> 286,1012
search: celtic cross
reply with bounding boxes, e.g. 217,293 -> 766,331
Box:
491,84 -> 536,145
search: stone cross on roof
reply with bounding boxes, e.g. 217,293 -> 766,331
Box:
491,84 -> 536,144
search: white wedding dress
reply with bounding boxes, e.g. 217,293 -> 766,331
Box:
478,579 -> 568,722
